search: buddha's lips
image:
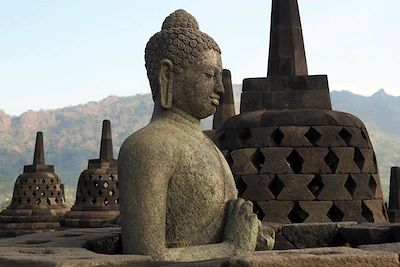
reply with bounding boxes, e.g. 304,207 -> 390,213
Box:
210,95 -> 220,106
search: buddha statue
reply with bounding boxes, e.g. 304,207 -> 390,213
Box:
118,9 -> 274,262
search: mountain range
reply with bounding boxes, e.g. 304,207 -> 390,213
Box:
0,88 -> 399,206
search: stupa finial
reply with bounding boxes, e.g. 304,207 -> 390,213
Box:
33,131 -> 45,166
100,120 -> 113,160
267,0 -> 308,76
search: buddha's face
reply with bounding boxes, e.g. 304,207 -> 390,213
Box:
172,49 -> 224,120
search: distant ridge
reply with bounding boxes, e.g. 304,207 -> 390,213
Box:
0,88 -> 398,205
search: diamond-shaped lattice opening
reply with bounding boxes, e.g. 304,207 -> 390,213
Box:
27,198 -> 31,204
361,129 -> 368,141
225,151 -> 233,168
344,175 -> 357,197
98,190 -> 103,196
94,182 -> 100,188
361,202 -> 374,222
50,179 -> 54,184
235,176 -> 247,196
304,127 -> 322,146
109,189 -> 115,196
324,150 -> 339,173
373,153 -> 378,171
32,192 -> 37,197
35,186 -> 40,190
109,174 -> 115,180
87,190 -> 91,196
253,201 -> 265,221
55,197 -> 59,203
271,128 -> 284,145
218,132 -> 226,145
327,204 -> 344,222
36,199 -> 41,205
250,149 -> 265,173
369,175 -> 377,195
339,128 -> 352,146
89,175 -> 93,180
40,192 -> 45,196
33,179 -> 37,183
288,202 -> 309,223
287,150 -> 303,174
42,179 -> 45,184
104,198 -> 109,205
354,149 -> 365,171
238,128 -> 251,142
268,175 -> 284,198
91,198 -> 97,205
307,175 -> 324,198
103,182 -> 109,188
47,198 -> 51,205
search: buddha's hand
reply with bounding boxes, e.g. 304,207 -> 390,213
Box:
223,198 -> 259,255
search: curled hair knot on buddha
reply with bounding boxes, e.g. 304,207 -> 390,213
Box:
145,9 -> 221,101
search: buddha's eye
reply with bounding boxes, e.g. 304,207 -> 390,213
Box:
203,71 -> 214,78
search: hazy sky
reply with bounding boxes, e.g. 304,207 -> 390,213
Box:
1,0 -> 399,116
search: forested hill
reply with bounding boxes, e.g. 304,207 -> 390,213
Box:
0,89 -> 399,205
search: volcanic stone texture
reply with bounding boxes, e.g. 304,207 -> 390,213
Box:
61,120 -> 119,227
215,109 -> 388,224
0,132 -> 69,232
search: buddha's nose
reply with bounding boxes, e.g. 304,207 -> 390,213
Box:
215,74 -> 224,95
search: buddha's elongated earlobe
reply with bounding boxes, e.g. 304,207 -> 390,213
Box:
159,59 -> 174,109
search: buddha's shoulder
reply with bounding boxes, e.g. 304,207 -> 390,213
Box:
119,122 -> 182,156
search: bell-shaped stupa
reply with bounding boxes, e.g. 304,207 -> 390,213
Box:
61,120 -> 119,227
214,0 -> 387,224
0,132 -> 68,232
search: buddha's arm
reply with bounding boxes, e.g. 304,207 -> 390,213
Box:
118,136 -> 258,262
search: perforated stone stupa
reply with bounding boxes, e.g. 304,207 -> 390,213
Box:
61,120 -> 119,227
0,132 -> 68,232
213,0 -> 387,224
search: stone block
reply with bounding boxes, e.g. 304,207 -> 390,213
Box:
281,222 -> 354,248
230,148 -> 258,175
370,174 -> 383,199
298,201 -> 333,223
312,126 -> 347,147
334,200 -> 364,222
276,175 -> 315,201
279,126 -> 313,147
258,201 -> 293,224
363,199 -> 388,223
273,232 -> 296,250
295,147 -> 331,174
344,127 -> 370,148
330,147 -> 361,173
317,174 -> 352,200
241,174 -> 275,201
340,224 -> 393,246
249,127 -> 276,147
351,174 -> 374,200
359,148 -> 377,173
260,148 -> 293,174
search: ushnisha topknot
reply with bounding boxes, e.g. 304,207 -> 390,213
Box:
145,9 -> 221,101
161,9 -> 199,31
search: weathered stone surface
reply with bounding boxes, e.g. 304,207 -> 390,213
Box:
359,242 -> 400,254
317,174 -> 352,200
363,199 -> 388,223
340,224 -> 393,246
311,126 -> 346,147
276,175 -> 315,201
295,148 -> 331,174
231,148 -> 259,175
259,148 -> 293,174
330,148 -> 361,173
299,201 -> 333,223
258,201 -> 293,224
281,222 -> 356,248
334,201 -> 364,222
0,132 -> 69,232
212,69 -> 235,130
241,175 -> 275,201
273,232 -> 296,250
351,174 -> 374,200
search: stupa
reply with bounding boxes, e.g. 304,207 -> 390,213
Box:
204,69 -> 236,139
213,0 -> 387,223
388,166 -> 400,222
0,132 -> 68,232
61,120 -> 119,227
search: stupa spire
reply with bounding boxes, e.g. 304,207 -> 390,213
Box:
99,120 -> 113,160
213,69 -> 235,129
33,132 -> 45,166
267,0 -> 308,76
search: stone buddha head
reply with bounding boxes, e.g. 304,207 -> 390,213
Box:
145,9 -> 224,120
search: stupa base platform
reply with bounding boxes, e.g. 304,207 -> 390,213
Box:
61,210 -> 119,228
0,224 -> 399,266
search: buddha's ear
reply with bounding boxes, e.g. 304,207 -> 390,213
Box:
159,59 -> 174,109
